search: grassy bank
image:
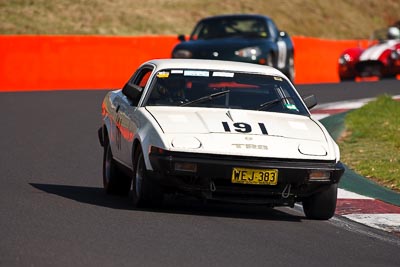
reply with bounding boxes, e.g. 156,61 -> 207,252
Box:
339,95 -> 400,192
1,0 -> 400,39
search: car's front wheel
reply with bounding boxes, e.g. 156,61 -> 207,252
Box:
339,76 -> 355,82
103,141 -> 130,195
302,183 -> 338,220
131,148 -> 163,208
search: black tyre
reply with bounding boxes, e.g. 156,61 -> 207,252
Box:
302,183 -> 338,220
339,76 -> 355,82
382,74 -> 397,80
131,148 -> 163,208
103,141 -> 130,195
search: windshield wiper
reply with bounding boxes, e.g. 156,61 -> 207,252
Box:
180,90 -> 230,107
258,96 -> 293,111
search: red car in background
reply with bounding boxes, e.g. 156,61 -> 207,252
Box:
338,25 -> 400,81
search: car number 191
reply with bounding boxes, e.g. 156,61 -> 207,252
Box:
231,168 -> 278,185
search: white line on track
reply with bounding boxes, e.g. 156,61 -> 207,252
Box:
337,189 -> 374,200
342,214 -> 400,233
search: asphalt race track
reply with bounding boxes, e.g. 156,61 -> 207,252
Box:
1,80 -> 400,267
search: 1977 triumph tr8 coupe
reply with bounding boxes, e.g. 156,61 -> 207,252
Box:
98,59 -> 344,220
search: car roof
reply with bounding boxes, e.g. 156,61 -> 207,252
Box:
198,14 -> 271,22
143,59 -> 286,78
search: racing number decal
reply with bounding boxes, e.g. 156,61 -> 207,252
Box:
277,40 -> 287,69
222,122 -> 250,133
222,121 -> 268,135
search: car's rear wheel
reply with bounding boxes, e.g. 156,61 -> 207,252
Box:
103,141 -> 130,195
131,148 -> 163,208
302,183 -> 338,220
382,73 -> 397,79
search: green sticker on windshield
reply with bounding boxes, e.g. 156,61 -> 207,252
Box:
285,103 -> 298,111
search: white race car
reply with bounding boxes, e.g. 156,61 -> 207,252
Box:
98,59 -> 344,220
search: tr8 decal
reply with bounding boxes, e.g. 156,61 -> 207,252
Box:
222,121 -> 268,135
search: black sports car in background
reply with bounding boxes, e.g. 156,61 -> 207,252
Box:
172,14 -> 295,81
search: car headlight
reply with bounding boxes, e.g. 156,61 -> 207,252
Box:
171,136 -> 201,149
235,46 -> 262,60
173,49 -> 192,58
298,143 -> 327,156
338,53 -> 351,64
390,49 -> 400,60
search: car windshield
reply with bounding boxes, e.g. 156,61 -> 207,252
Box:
372,26 -> 400,42
190,17 -> 269,40
144,69 -> 309,116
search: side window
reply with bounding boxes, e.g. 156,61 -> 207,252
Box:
267,20 -> 278,40
123,66 -> 154,106
132,68 -> 152,88
137,70 -> 152,88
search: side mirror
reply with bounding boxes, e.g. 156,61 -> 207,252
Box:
178,34 -> 186,42
303,94 -> 317,110
122,83 -> 143,104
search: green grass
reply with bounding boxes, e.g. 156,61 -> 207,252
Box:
339,95 -> 400,191
1,0 -> 400,39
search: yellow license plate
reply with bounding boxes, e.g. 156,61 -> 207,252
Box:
231,168 -> 278,185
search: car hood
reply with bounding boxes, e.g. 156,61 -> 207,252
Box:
360,40 -> 400,61
145,107 -> 334,159
175,38 -> 270,52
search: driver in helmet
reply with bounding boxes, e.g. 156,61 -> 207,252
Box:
155,77 -> 187,105
387,26 -> 400,40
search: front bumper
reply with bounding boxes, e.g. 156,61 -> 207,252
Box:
355,60 -> 400,78
355,60 -> 383,77
148,150 -> 344,206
